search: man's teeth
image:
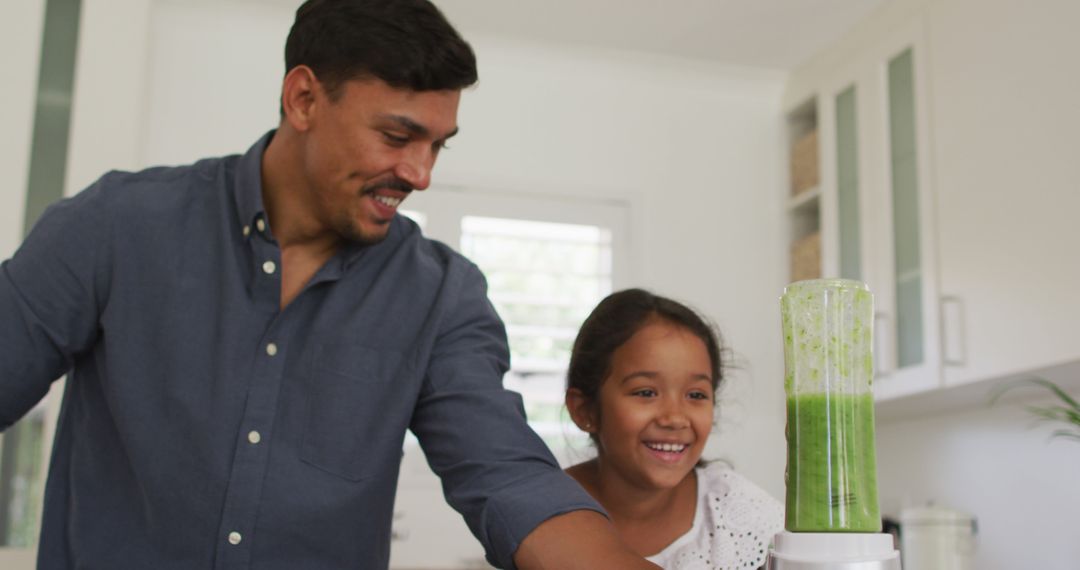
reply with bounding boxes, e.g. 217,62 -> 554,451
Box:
374,195 -> 402,208
645,442 -> 688,452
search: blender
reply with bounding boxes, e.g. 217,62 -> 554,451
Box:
767,279 -> 901,570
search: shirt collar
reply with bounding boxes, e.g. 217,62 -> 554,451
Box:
233,130 -> 275,240
232,129 -> 411,267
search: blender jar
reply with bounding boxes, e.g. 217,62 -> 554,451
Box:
781,279 -> 881,533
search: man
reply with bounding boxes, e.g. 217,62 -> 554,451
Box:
0,0 -> 657,568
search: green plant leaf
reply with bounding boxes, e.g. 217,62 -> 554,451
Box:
994,377 -> 1080,444
1028,378 -> 1080,411
1025,405 -> 1070,423
1048,429 -> 1080,443
991,378 -> 1080,413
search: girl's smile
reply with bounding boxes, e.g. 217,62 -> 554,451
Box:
642,441 -> 691,463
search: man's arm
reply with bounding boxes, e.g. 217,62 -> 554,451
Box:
514,510 -> 660,570
410,258 -> 653,568
0,180 -> 109,429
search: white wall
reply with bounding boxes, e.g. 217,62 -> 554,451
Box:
878,402 -> 1080,569
64,0 -> 154,196
138,0 -> 291,167
789,0 -> 1080,568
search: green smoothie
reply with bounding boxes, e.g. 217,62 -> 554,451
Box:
785,392 -> 881,532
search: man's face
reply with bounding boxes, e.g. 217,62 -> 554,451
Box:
301,77 -> 461,245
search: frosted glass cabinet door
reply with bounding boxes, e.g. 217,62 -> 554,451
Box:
824,61 -> 880,320
887,49 -> 925,372
835,85 -> 862,282
872,37 -> 943,401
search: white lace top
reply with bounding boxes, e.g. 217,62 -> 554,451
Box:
645,463 -> 784,569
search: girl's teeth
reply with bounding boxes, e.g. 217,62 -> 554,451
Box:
647,443 -> 687,452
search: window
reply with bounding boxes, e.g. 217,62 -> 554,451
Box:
401,187 -> 629,457
461,216 -> 613,444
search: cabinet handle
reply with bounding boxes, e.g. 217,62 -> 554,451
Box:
874,311 -> 892,378
941,295 -> 967,366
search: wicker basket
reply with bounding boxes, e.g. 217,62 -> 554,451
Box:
790,232 -> 821,282
790,130 -> 820,196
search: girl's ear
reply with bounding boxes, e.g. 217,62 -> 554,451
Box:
565,388 -> 597,433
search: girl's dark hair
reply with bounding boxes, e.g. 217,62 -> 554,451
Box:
285,0 -> 478,98
567,289 -> 727,421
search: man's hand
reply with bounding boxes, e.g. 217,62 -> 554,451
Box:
513,510 -> 661,569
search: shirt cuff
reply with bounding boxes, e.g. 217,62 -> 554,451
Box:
482,468 -> 607,569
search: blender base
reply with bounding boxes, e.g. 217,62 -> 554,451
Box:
766,531 -> 901,570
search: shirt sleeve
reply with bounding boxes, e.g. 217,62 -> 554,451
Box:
408,258 -> 605,569
0,177 -> 112,430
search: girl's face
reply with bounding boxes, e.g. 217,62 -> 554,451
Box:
583,318 -> 715,491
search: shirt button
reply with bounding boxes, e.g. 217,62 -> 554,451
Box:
248,430 -> 261,444
256,219 -> 266,233
242,225 -> 251,237
266,343 -> 278,356
228,531 -> 242,545
262,260 -> 276,275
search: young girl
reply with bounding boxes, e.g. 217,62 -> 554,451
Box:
564,288 -> 783,569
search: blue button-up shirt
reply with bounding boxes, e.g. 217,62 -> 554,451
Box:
0,132 -> 601,569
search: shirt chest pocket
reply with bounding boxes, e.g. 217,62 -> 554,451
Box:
301,343 -> 407,482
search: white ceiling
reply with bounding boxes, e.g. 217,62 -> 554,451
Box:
433,0 -> 887,70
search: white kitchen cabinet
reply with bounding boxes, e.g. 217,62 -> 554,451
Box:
787,0 -> 1080,414
928,0 -> 1080,389
784,17 -> 943,402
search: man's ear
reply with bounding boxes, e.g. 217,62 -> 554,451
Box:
280,65 -> 320,132
565,388 -> 597,434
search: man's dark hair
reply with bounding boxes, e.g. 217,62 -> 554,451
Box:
285,0 -> 478,98
567,288 -> 728,440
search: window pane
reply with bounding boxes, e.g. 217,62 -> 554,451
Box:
461,216 -> 613,446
